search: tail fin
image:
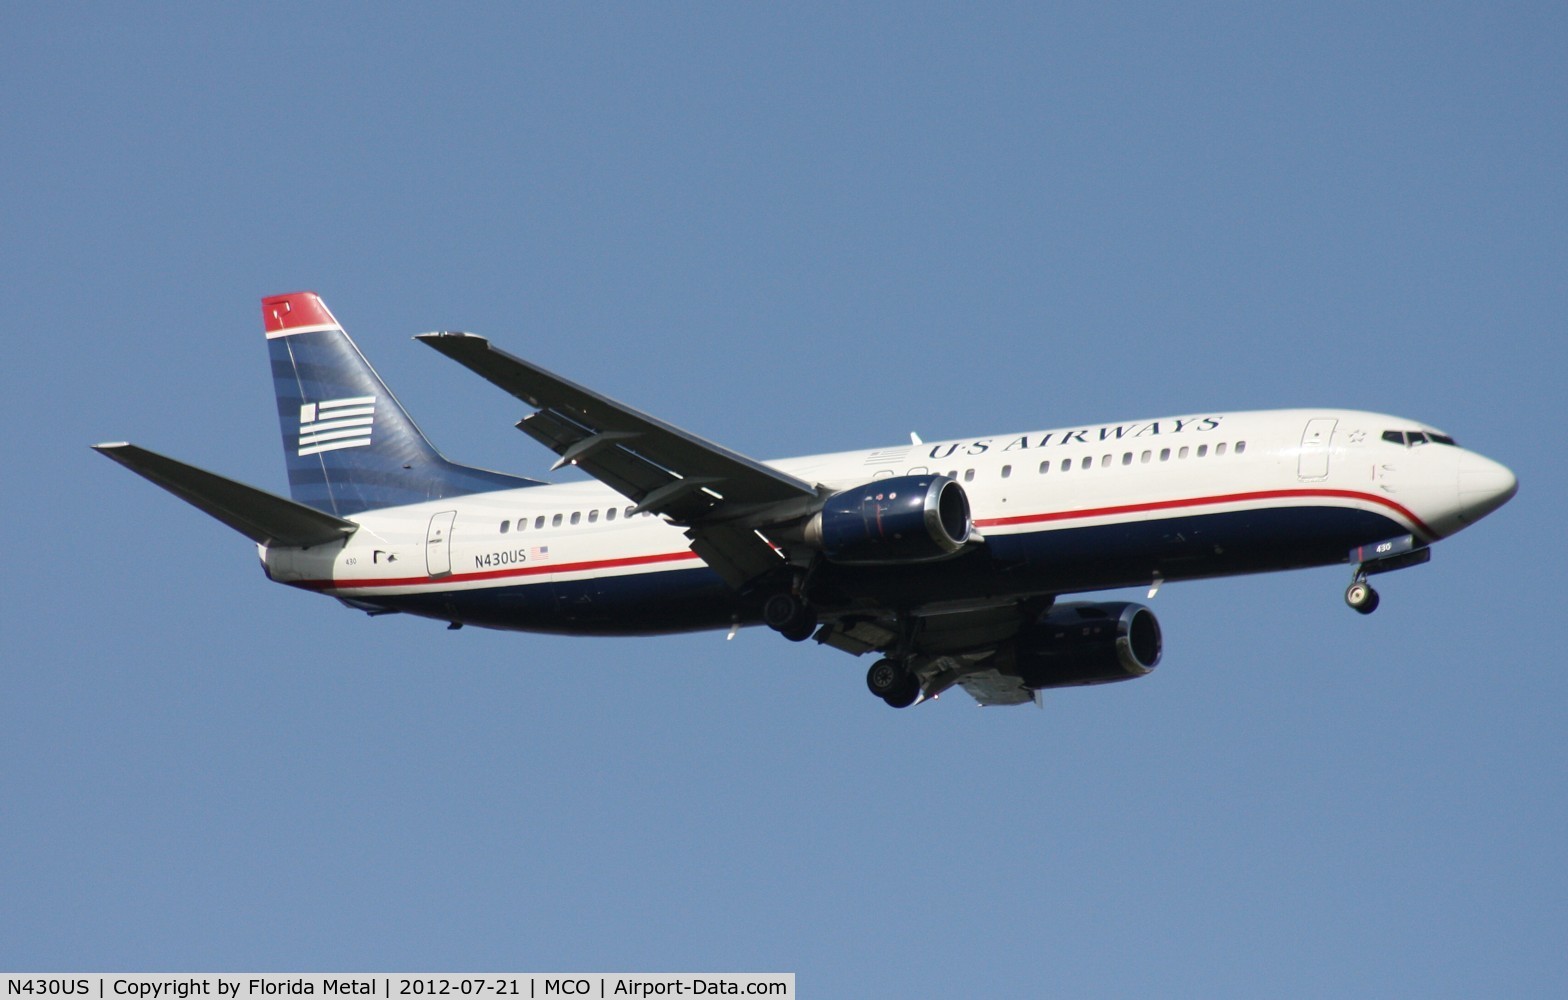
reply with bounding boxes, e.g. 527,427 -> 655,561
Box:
264,292 -> 539,516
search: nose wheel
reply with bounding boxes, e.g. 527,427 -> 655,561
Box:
1345,579 -> 1380,615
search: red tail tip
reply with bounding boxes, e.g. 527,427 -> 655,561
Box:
262,291 -> 339,334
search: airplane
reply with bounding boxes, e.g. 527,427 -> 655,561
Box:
94,292 -> 1519,708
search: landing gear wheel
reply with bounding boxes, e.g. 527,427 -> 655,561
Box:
1345,580 -> 1380,615
882,677 -> 920,709
763,592 -> 817,642
866,658 -> 919,708
779,617 -> 816,642
866,658 -> 904,697
762,593 -> 802,630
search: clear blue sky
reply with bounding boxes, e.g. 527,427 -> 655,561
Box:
4,4 -> 1564,995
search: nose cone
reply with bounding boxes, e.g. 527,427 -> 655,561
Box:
1456,451 -> 1518,525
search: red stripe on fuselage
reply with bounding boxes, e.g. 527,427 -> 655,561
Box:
299,487 -> 1431,592
296,548 -> 701,591
973,488 -> 1434,539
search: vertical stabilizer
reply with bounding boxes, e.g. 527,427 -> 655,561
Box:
264,292 -> 538,516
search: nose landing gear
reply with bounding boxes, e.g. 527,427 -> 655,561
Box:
1343,534 -> 1431,615
1345,578 -> 1380,615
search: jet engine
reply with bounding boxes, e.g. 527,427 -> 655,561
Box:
1013,601 -> 1162,689
802,474 -> 971,564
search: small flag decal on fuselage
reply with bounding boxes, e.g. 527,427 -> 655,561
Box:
298,395 -> 375,456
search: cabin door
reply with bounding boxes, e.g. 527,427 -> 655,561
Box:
1298,418 -> 1336,481
425,510 -> 457,577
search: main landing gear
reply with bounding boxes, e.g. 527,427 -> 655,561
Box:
761,587 -> 921,708
866,657 -> 920,709
762,592 -> 817,642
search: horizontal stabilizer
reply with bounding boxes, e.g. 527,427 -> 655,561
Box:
92,443 -> 358,547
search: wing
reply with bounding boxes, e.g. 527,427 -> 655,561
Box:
417,333 -> 1058,707
417,332 -> 821,588
816,599 -> 1049,707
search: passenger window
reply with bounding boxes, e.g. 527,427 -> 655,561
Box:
1215,443 -> 1227,456
569,512 -> 581,525
1099,455 -> 1110,468
1141,450 -> 1151,464
1000,465 -> 1012,479
1082,456 -> 1092,470
1122,452 -> 1133,466
964,469 -> 975,482
535,516 -> 545,530
516,518 -> 526,532
1197,444 -> 1208,458
1235,441 -> 1246,454
626,506 -> 636,519
552,513 -> 563,527
1039,460 -> 1050,474
1061,458 -> 1072,472
588,510 -> 599,523
1178,446 -> 1189,459
499,520 -> 510,534
606,508 -> 617,522
1160,448 -> 1171,462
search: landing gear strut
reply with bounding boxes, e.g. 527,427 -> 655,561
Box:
1343,535 -> 1429,615
762,592 -> 817,642
866,657 -> 920,709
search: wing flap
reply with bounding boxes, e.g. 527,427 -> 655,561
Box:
956,669 -> 1035,707
684,523 -> 786,590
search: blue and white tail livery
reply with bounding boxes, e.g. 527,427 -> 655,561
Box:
96,292 -> 1518,709
263,292 -> 538,516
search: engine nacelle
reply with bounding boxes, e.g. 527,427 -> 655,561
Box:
1014,601 -> 1163,689
804,474 -> 971,564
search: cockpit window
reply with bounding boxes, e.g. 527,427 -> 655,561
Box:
1384,429 -> 1459,447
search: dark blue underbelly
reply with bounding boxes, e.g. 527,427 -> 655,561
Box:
373,504 -> 1407,634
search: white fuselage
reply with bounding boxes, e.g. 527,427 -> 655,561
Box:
260,408 -> 1515,634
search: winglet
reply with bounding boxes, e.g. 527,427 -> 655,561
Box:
262,291 -> 341,338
